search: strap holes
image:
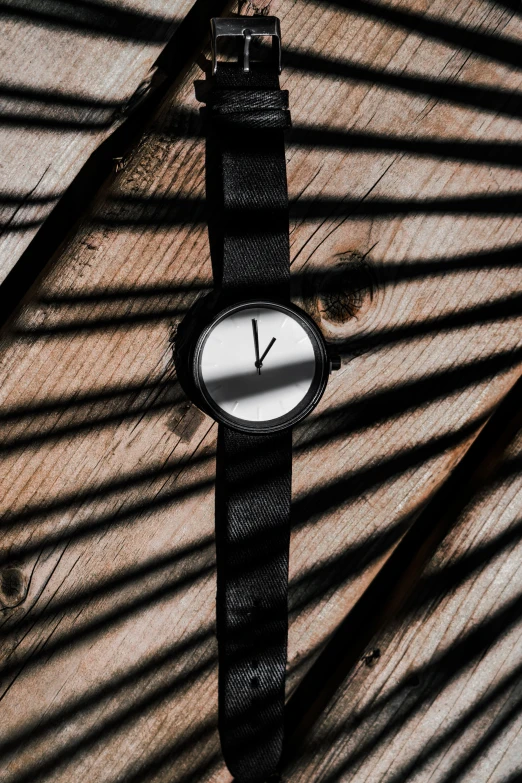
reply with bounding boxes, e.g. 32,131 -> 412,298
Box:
250,676 -> 260,689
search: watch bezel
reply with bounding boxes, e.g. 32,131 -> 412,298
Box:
192,299 -> 329,434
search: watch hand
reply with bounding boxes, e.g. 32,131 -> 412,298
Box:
252,318 -> 261,374
258,337 -> 277,366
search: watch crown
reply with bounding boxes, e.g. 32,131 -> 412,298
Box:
329,355 -> 341,373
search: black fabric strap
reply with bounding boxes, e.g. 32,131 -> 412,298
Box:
200,58 -> 293,782
202,63 -> 291,302
215,426 -> 292,782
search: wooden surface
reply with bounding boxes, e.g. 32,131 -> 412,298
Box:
0,0 -> 198,285
286,423 -> 522,783
0,0 -> 522,781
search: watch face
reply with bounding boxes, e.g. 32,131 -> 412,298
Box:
193,301 -> 329,433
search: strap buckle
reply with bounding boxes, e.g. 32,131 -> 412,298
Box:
210,17 -> 282,75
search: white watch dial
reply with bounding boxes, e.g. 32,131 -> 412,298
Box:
199,306 -> 316,422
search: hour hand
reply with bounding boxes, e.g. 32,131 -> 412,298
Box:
259,337 -> 276,366
252,319 -> 261,374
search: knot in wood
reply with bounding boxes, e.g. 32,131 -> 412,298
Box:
298,250 -> 377,341
0,566 -> 25,608
317,253 -> 375,326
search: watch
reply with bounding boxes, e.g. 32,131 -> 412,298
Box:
175,17 -> 340,782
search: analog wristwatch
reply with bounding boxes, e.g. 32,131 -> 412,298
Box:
175,16 -> 340,782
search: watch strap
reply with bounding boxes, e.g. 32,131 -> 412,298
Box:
215,424 -> 292,782
202,63 -> 291,302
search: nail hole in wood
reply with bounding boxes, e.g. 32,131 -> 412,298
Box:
362,648 -> 381,668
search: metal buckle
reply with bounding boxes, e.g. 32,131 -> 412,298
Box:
210,17 -> 282,75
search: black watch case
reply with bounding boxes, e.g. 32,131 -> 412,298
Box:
186,299 -> 330,434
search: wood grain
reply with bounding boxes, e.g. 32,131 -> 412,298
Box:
0,0 -> 199,286
0,0 -> 522,780
286,421 -> 522,783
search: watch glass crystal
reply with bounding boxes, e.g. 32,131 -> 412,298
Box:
198,304 -> 319,424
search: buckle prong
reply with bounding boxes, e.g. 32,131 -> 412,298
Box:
210,17 -> 282,75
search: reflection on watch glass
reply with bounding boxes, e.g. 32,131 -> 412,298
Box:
199,307 -> 316,422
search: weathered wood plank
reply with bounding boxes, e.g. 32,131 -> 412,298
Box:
0,0 -> 200,287
0,0 -> 522,781
286,408 -> 522,783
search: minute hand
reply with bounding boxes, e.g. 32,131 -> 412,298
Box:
252,319 -> 261,374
